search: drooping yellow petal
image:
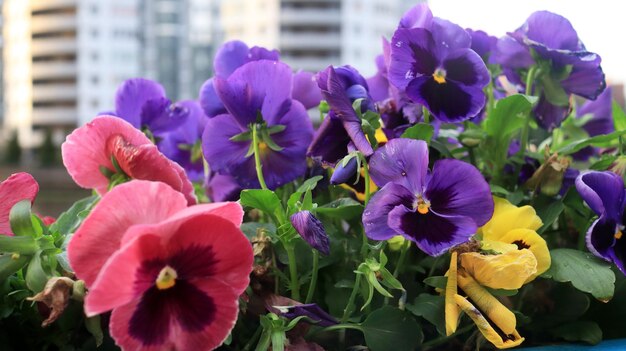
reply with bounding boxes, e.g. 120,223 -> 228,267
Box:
456,270 -> 517,335
460,250 -> 538,290
480,197 -> 542,241
445,252 -> 460,336
454,294 -> 525,349
498,228 -> 551,282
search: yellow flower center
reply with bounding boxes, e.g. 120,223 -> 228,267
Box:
155,265 -> 177,290
433,68 -> 447,84
616,230 -> 623,240
258,142 -> 268,152
417,196 -> 430,214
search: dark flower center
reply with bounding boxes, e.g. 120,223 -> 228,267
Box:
512,240 -> 530,250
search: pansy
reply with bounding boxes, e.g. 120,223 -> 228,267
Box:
0,173 -> 39,236
205,173 -> 242,202
290,211 -> 330,255
496,11 -> 606,129
69,180 -> 252,350
158,100 -> 208,182
573,87 -> 614,160
362,138 -> 493,256
113,78 -> 190,137
575,171 -> 626,274
308,65 -> 375,166
388,4 -> 490,122
466,28 -> 498,63
62,116 -> 196,204
199,40 -> 321,118
202,60 -> 313,189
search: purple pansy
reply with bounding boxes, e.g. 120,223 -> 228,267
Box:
275,303 -> 338,327
205,173 -> 242,202
388,5 -> 490,122
578,87 -> 614,137
307,65 -> 374,165
113,78 -> 189,136
363,139 -> 493,256
290,210 -> 330,255
158,100 -> 208,182
202,60 -> 313,190
495,11 -> 606,130
466,28 -> 498,63
575,171 -> 626,274
199,41 -> 321,118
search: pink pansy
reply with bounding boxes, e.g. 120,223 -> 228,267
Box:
0,173 -> 39,236
62,116 -> 196,205
68,180 -> 251,350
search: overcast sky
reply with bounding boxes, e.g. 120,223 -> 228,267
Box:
429,0 -> 626,94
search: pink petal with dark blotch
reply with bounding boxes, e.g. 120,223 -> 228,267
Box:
0,173 -> 39,236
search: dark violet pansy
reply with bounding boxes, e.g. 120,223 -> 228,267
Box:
275,303 -> 338,327
159,100 -> 208,182
496,11 -> 606,130
577,86 -> 614,138
466,28 -> 498,63
575,171 -> 626,274
114,78 -> 189,136
199,41 -> 321,118
388,5 -> 490,122
202,60 -> 313,190
290,210 -> 330,255
205,173 -> 242,202
363,139 -> 493,256
308,65 -> 374,166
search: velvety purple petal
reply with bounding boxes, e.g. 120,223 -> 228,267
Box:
609,233 -> 626,275
367,70 -> 390,103
141,97 -> 190,135
292,71 -> 323,109
307,112 -> 351,166
578,87 -> 613,137
586,217 -> 618,261
442,48 -> 490,86
388,206 -> 476,256
249,46 -> 280,61
389,28 -> 438,90
575,171 -> 626,221
369,139 -> 428,194
431,18 -> 471,51
115,78 -> 166,128
425,159 -> 493,226
199,78 -> 227,118
277,303 -> 338,327
533,94 -> 571,131
399,3 -> 432,29
492,36 -> 533,69
201,114 -> 249,174
215,61 -> 293,127
213,40 -> 250,78
206,173 -> 241,202
561,60 -> 606,100
330,157 -> 358,185
523,11 -> 581,51
467,29 -> 497,62
291,211 -> 330,255
363,183 -> 415,241
406,76 -> 485,123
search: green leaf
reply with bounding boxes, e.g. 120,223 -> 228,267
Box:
25,252 -> 48,293
240,222 -> 276,240
316,198 -> 363,220
541,75 -> 570,106
537,200 -> 564,234
484,94 -> 537,138
406,294 -> 446,335
551,320 -> 603,345
49,195 -> 99,235
401,123 -> 435,143
489,184 -> 509,196
240,189 -> 282,218
0,236 -> 38,255
543,248 -> 615,301
612,100 -> 626,131
297,175 -> 324,193
555,129 -> 626,154
590,155 -> 618,171
360,306 -> 422,351
0,254 -> 29,282
85,315 -> 104,347
423,276 -> 447,290
9,200 -> 35,237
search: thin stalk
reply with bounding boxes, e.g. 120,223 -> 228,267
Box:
305,250 -> 320,303
393,240 -> 411,278
519,65 -> 538,155
360,154 -> 372,206
242,325 -> 263,351
285,244 -> 301,301
252,124 -> 269,190
422,106 -> 431,124
341,274 -> 362,323
321,324 -> 363,333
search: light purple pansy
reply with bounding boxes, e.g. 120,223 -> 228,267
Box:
363,139 -> 493,256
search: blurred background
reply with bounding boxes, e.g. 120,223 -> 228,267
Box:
0,0 -> 623,215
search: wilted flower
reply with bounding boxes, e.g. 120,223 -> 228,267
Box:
575,171 -> 626,274
202,60 -> 313,189
69,180 -> 252,350
388,4 -> 490,122
363,139 -> 493,256
290,211 -> 330,255
27,277 -> 75,327
0,173 -> 39,236
62,116 -> 196,204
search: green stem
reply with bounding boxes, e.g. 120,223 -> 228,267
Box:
341,273 -> 362,323
393,240 -> 410,278
519,65 -> 538,156
321,323 -> 364,333
0,236 -> 38,255
252,124 -> 269,190
243,325 -> 263,351
422,324 -> 474,350
305,250 -> 320,303
422,106 -> 431,124
285,244 -> 301,301
360,154 -> 372,206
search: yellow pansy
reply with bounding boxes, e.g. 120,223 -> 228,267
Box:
445,252 -> 460,336
480,197 -> 542,241
460,249 -> 537,290
497,229 -> 551,282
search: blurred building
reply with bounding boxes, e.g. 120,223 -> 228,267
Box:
2,0 -> 142,148
221,0 -> 418,76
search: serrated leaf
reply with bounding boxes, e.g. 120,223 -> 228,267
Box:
542,248 -> 615,301
360,306 -> 422,351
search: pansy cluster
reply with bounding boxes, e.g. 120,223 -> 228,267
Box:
1,3 -> 625,351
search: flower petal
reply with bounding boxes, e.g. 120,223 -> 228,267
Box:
480,197 -> 543,241
201,113 -> 249,174
575,171 -> 625,221
389,28 -> 438,91
586,217 -> 618,261
578,87 -> 613,137
442,49 -> 490,86
460,250 -> 537,290
291,211 -> 330,255
497,228 -> 551,281
0,173 -> 39,236
425,159 -> 494,227
307,112 -> 352,166
561,60 -> 606,100
363,183 -> 415,241
292,70 -> 322,110
115,79 -> 166,128
369,138 -> 428,193
431,18 -> 471,51
199,78 -> 227,118
398,3 -> 432,29
213,40 -> 251,78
